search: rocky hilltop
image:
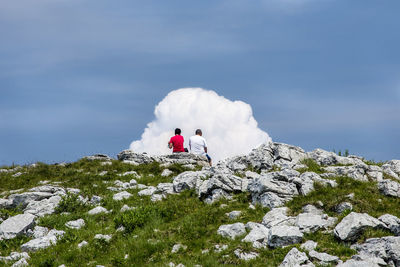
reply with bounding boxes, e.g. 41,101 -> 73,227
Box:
0,142 -> 400,266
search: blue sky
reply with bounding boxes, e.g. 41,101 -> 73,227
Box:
1,0 -> 399,165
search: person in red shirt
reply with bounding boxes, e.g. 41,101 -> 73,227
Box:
168,128 -> 185,153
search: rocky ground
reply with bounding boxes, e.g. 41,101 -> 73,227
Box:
0,142 -> 400,266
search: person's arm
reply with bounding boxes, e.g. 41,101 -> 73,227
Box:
189,138 -> 192,151
168,138 -> 173,149
203,138 -> 208,153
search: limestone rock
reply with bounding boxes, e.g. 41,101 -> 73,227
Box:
308,250 -> 339,264
272,142 -> 307,166
150,194 -> 165,202
171,243 -> 187,253
161,169 -> 173,177
268,225 -> 303,248
245,171 -> 260,179
308,148 -> 363,166
382,160 -> 400,179
88,206 -> 109,215
0,214 -> 36,239
120,204 -> 134,212
113,191 -> 132,201
302,204 -> 324,215
295,213 -> 336,233
379,214 -> 400,236
117,150 -> 154,164
336,259 -> 380,267
334,212 -> 386,241
378,179 -> 400,197
78,240 -> 88,248
323,165 -> 368,181
248,170 -> 300,208
293,172 -> 337,196
94,234 -> 112,242
279,247 -> 310,267
300,240 -> 318,251
336,202 -> 353,214
8,192 -> 55,209
156,183 -> 175,195
24,195 -> 62,217
203,189 -> 231,204
11,258 -> 29,267
173,171 -> 210,193
0,198 -> 13,209
242,223 -> 269,246
351,236 -> 400,266
0,251 -> 30,263
203,170 -> 246,194
366,165 -> 383,181
27,226 -> 49,238
90,195 -> 102,205
65,219 -> 85,229
217,223 -> 246,239
83,154 -> 112,161
21,229 -> 65,252
225,211 -> 242,220
262,207 -> 295,228
138,186 -> 157,196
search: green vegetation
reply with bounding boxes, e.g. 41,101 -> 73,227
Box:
297,159 -> 325,174
0,157 -> 399,266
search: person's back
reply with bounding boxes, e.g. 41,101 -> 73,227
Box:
189,129 -> 212,166
169,128 -> 185,153
189,135 -> 207,155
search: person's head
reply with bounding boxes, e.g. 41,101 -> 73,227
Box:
175,128 -> 181,135
195,129 -> 202,136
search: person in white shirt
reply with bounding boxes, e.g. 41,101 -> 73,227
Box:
189,129 -> 212,166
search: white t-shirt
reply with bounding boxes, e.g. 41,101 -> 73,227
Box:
189,135 -> 207,155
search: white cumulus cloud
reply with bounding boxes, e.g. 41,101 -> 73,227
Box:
130,88 -> 272,162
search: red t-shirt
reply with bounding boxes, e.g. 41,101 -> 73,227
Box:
169,135 -> 185,152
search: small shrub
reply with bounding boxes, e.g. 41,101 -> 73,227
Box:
114,205 -> 161,232
298,159 -> 324,174
55,194 -> 86,214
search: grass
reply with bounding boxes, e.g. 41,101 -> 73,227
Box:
297,159 -> 325,174
1,158 -> 399,266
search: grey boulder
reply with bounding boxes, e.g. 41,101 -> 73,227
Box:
0,214 -> 36,239
262,207 -> 295,228
382,160 -> 400,179
241,223 -> 269,247
323,165 -> 368,181
21,229 -> 65,252
65,219 -> 85,230
113,191 -> 132,201
23,195 -> 62,217
378,179 -> 400,198
268,225 -> 303,248
173,171 -> 210,193
351,236 -> 400,267
334,212 -> 386,242
295,213 -> 336,233
279,247 -> 311,267
308,250 -> 339,265
248,170 -> 300,208
336,202 -> 353,214
217,223 -> 246,240
379,214 -> 400,236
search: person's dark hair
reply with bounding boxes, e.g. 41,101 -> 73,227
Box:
175,128 -> 181,135
195,129 -> 202,135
